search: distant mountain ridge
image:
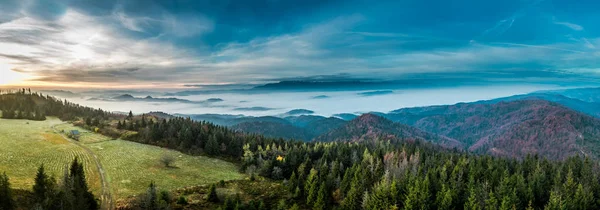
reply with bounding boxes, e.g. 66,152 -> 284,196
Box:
184,113 -> 346,141
178,87 -> 600,160
382,99 -> 600,159
89,94 -> 224,104
314,113 -> 464,148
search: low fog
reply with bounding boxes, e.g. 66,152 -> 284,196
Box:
59,85 -> 559,117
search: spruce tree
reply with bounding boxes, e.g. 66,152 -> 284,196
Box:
573,184 -> 593,209
207,184 -> 219,202
205,135 -> 220,156
144,181 -> 158,210
67,158 -> 98,210
545,189 -> 564,210
0,172 -> 14,210
485,191 -> 498,210
313,181 -> 328,210
33,164 -> 55,206
342,173 -> 362,210
305,168 -> 319,205
465,186 -> 481,210
288,171 -> 298,193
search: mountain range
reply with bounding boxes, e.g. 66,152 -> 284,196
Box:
181,87 -> 600,160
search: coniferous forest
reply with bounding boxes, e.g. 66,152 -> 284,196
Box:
0,91 -> 599,210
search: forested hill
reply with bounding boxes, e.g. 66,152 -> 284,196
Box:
0,89 -> 116,121
384,99 -> 600,160
2,90 -> 600,210
314,113 -> 464,148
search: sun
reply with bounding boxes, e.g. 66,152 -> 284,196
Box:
0,63 -> 28,85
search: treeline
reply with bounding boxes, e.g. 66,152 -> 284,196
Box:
122,115 -> 298,159
0,159 -> 97,210
0,89 -> 46,120
0,91 -> 116,122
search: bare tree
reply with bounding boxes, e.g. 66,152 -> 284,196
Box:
160,154 -> 175,168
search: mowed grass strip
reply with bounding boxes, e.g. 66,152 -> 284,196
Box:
88,140 -> 245,201
0,118 -> 102,195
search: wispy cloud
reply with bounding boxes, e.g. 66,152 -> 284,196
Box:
554,20 -> 584,31
113,8 -> 155,32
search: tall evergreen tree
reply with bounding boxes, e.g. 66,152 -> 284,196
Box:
313,181 -> 328,210
205,135 -> 220,156
144,181 -> 158,210
207,184 -> 219,202
342,171 -> 363,210
33,164 -> 56,207
0,172 -> 14,210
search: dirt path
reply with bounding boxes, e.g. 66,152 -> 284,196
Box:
52,124 -> 114,210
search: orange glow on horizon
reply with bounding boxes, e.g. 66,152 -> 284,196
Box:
0,63 -> 30,86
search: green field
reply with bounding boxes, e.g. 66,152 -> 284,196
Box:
0,117 -> 245,202
89,140 -> 244,200
0,117 -> 102,194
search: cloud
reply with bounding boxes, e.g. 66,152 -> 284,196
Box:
162,13 -> 214,37
233,106 -> 276,111
2,0 -> 600,88
358,90 -> 394,97
113,8 -> 155,32
554,21 -> 584,31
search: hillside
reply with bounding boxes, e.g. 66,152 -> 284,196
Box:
231,121 -> 311,140
314,113 -> 464,148
385,99 -> 600,159
477,92 -> 600,118
231,115 -> 346,141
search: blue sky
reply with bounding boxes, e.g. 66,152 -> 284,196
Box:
1,0 -> 600,88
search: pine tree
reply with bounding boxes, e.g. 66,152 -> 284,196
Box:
545,189 -> 564,210
485,191 -> 499,210
306,170 -> 319,206
0,172 -> 14,210
562,169 -> 577,209
33,164 -> 55,206
128,110 -> 133,120
573,184 -> 593,210
207,184 -> 219,202
313,181 -> 328,210
404,175 -> 430,210
144,181 -> 158,210
465,186 -> 481,210
288,171 -> 298,193
67,158 -> 98,210
342,172 -> 363,210
437,184 -> 454,210
205,134 -> 220,156
128,121 -> 134,130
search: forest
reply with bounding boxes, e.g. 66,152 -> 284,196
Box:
0,90 -> 599,209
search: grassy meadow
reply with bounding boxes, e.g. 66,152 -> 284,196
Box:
0,117 -> 245,202
88,140 -> 244,200
0,117 -> 102,194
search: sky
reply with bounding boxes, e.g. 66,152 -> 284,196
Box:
1,0 -> 600,89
